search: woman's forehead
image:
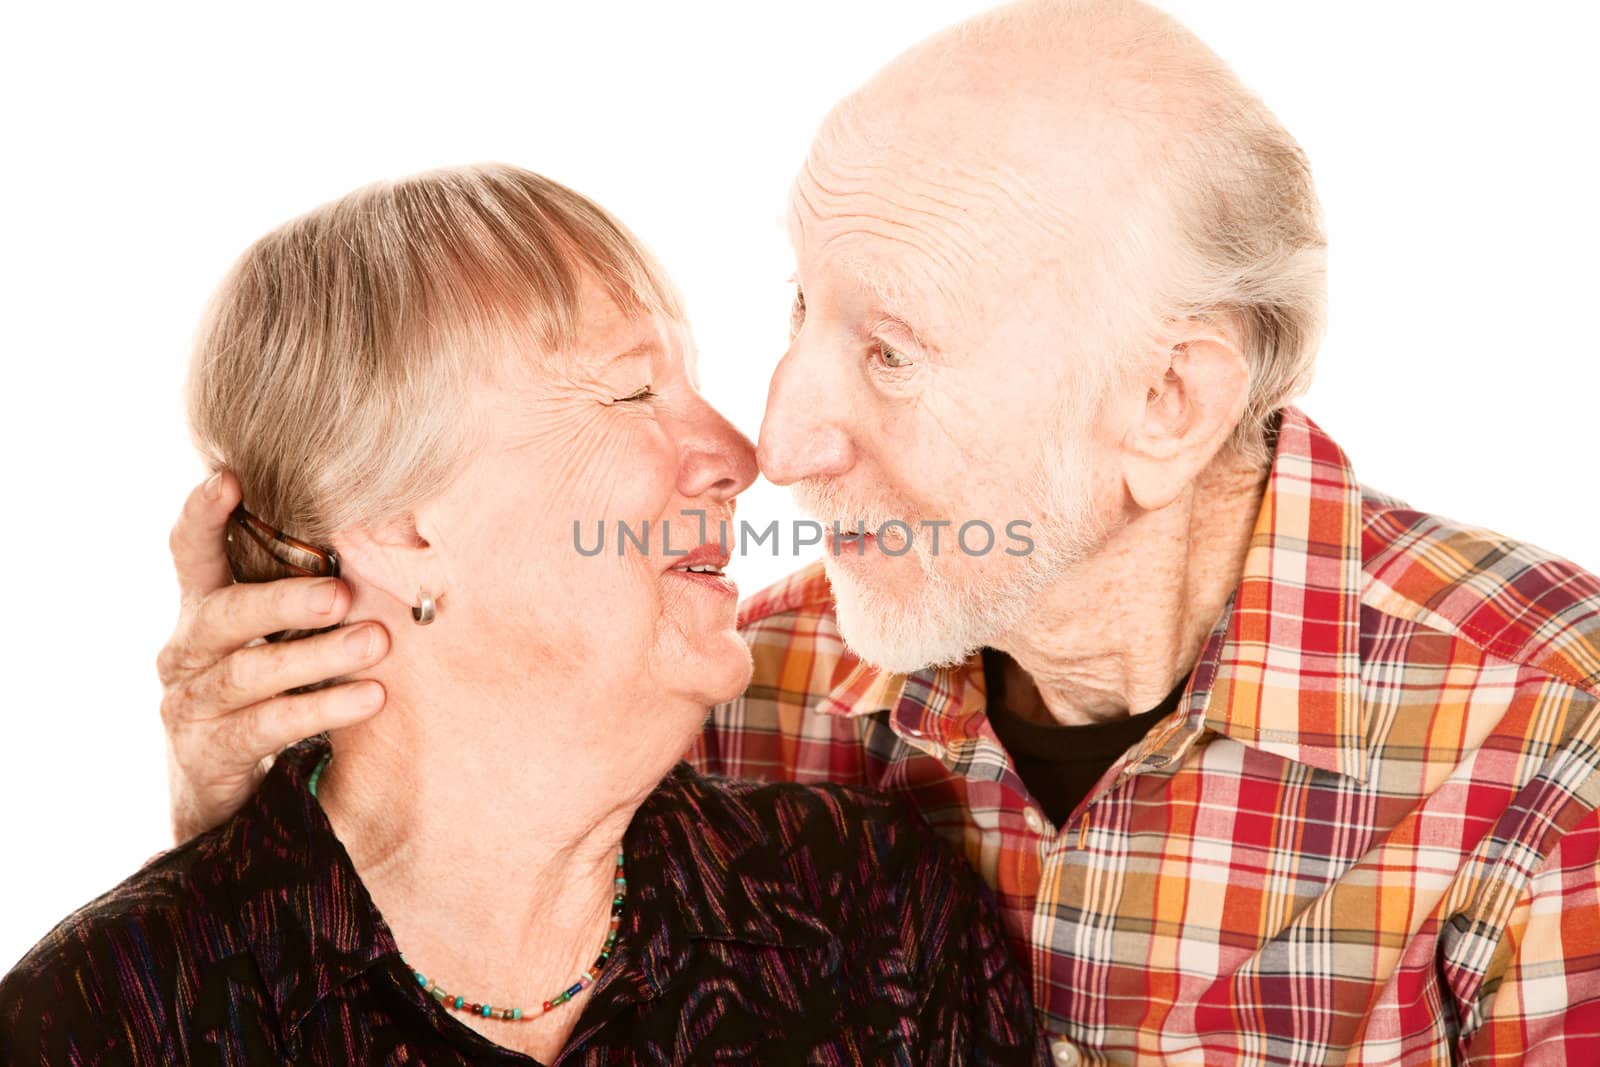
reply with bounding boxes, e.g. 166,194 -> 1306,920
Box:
561,280 -> 692,375
568,313 -> 688,373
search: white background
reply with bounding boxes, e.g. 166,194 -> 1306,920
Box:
2,1 -> 1596,971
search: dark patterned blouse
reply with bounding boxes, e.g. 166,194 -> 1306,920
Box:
1,737 -> 1041,1065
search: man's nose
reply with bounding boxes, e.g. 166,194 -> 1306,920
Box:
677,396 -> 758,504
756,346 -> 854,486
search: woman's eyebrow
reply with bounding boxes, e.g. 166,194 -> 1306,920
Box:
603,339 -> 662,368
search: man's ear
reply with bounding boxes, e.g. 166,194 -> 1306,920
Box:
1119,319 -> 1250,512
331,514 -> 444,613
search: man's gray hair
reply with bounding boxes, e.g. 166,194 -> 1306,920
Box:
1149,30 -> 1327,465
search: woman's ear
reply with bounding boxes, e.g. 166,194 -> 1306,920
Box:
332,515 -> 443,613
1118,319 -> 1251,513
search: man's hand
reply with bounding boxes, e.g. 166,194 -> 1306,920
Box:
158,472 -> 389,843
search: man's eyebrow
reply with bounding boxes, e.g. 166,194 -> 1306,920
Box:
844,257 -> 945,345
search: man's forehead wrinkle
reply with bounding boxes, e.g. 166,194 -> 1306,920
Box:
787,178 -> 810,244
827,78 -> 1105,259
819,89 -> 1062,222
799,164 -> 978,279
798,150 -> 1076,340
804,115 -> 1073,254
796,151 -> 965,270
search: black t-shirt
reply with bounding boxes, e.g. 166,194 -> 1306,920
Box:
982,648 -> 1188,827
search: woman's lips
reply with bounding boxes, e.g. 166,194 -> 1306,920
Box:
664,543 -> 737,596
666,566 -> 738,597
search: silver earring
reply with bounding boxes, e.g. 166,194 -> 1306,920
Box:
412,590 -> 436,625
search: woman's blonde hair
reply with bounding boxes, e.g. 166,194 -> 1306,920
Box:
188,163 -> 684,582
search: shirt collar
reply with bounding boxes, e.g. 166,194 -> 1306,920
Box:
815,406 -> 1371,783
1197,407 -> 1369,781
820,652 -> 989,763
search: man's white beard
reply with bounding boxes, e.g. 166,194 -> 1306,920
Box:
824,548 -> 1029,673
797,448 -> 1103,675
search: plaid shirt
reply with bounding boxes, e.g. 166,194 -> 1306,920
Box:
692,408 -> 1600,1066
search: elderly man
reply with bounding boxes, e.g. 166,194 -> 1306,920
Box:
157,1 -> 1600,1063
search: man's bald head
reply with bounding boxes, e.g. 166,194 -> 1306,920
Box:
806,0 -> 1326,463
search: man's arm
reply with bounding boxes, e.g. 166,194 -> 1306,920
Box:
157,473 -> 390,842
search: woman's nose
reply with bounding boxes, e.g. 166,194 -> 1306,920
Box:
677,400 -> 758,504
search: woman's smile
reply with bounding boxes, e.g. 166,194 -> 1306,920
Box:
662,542 -> 737,598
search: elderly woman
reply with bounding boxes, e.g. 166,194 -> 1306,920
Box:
0,165 -> 1037,1064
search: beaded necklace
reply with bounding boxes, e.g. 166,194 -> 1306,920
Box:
308,752 -> 625,1022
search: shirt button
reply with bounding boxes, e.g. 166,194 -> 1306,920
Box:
1051,1038 -> 1081,1066
1024,807 -> 1047,834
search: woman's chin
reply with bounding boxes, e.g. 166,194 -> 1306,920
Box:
679,634 -> 755,707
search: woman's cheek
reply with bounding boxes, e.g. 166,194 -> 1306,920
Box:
571,424 -> 679,527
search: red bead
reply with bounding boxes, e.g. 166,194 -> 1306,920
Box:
467,1002 -> 479,1014
542,1000 -> 554,1012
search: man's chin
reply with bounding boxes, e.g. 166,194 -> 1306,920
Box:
825,560 -> 978,674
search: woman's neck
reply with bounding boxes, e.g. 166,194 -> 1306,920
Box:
313,672 -> 661,1056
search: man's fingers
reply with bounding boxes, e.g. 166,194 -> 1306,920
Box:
169,576 -> 355,675
170,471 -> 242,600
173,622 -> 391,723
165,677 -> 387,840
230,682 -> 387,763
171,681 -> 387,790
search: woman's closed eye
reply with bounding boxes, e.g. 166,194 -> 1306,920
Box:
615,385 -> 656,403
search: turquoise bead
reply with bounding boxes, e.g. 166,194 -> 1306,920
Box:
481,1004 -> 492,1017
454,996 -> 464,1010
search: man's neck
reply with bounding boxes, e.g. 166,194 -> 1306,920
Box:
995,452 -> 1268,727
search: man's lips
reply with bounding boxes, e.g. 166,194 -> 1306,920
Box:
825,524 -> 919,555
826,529 -> 878,554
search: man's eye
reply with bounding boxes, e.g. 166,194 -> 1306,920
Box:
616,385 -> 656,402
789,288 -> 806,338
874,341 -> 912,369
